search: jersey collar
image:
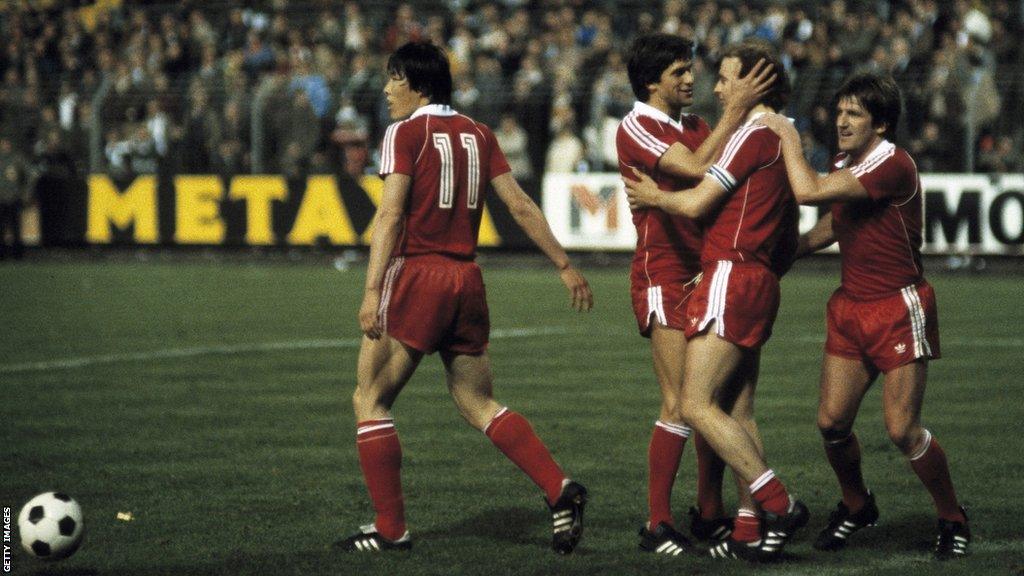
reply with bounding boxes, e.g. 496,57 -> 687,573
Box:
837,138 -> 893,168
632,101 -> 683,131
410,104 -> 457,118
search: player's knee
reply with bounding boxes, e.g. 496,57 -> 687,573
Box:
885,419 -> 919,454
816,408 -> 852,438
351,386 -> 373,415
675,398 -> 704,429
819,424 -> 852,444
352,383 -> 389,415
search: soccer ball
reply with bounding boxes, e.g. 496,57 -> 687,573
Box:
17,492 -> 85,561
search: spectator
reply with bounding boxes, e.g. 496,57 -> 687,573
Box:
495,112 -> 534,193
0,0 -> 1019,187
545,118 -> 584,174
977,135 -> 1022,174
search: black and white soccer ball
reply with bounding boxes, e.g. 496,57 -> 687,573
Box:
17,492 -> 85,561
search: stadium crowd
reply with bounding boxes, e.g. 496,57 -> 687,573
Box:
0,0 -> 1020,209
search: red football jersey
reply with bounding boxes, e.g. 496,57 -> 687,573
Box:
704,119 -> 799,271
379,104 -> 511,259
616,101 -> 709,278
830,140 -> 924,299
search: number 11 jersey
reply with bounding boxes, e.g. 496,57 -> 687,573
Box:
379,104 -> 511,260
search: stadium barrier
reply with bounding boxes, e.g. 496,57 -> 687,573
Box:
543,173 -> 1024,255
20,172 -> 1024,255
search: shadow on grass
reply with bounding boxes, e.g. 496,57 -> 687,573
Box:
418,506 -> 547,547
844,512 -> 939,554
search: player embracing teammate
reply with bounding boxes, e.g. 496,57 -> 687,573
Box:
625,39 -> 806,561
615,33 -> 777,556
759,71 -> 971,560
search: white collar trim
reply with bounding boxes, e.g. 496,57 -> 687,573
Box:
410,104 -> 457,118
632,101 -> 683,131
838,139 -> 894,168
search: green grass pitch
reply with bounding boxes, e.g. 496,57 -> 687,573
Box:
2,258 -> 1022,575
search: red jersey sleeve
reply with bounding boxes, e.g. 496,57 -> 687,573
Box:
617,114 -> 673,172
850,145 -> 917,202
707,125 -> 776,193
379,120 -> 418,177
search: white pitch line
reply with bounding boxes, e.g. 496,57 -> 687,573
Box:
0,326 -> 570,375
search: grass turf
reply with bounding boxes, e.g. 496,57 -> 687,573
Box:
1,259 -> 1022,575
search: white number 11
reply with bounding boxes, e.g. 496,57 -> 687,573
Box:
432,133 -> 480,209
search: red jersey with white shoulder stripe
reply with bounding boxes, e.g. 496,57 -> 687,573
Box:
616,101 -> 710,278
379,104 -> 511,259
704,116 -> 799,272
830,139 -> 924,300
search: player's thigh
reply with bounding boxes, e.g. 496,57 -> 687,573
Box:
650,322 -> 688,406
881,360 -> 927,438
817,353 -> 875,432
681,334 -> 745,416
719,347 -> 760,415
355,335 -> 422,405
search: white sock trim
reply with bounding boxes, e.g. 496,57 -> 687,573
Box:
737,508 -> 758,519
483,406 -> 510,434
655,420 -> 692,438
824,432 -> 854,446
909,428 -> 933,461
357,419 -> 395,436
749,469 -> 776,493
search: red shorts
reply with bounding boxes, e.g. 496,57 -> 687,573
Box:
630,261 -> 700,337
825,282 -> 941,372
685,261 -> 780,349
379,254 -> 489,355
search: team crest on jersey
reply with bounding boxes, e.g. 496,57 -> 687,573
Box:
894,342 -> 907,354
690,317 -> 698,327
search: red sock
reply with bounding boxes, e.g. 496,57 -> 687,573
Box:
647,421 -> 690,528
732,509 -> 760,543
909,431 -> 965,522
750,470 -> 790,516
485,408 -> 566,504
356,419 -> 405,540
694,432 -> 726,519
824,432 -> 869,511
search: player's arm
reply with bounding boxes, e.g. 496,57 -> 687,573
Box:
623,166 -> 729,219
359,173 -> 411,339
796,212 -> 836,258
657,59 -> 776,180
758,113 -> 870,205
490,172 -> 593,312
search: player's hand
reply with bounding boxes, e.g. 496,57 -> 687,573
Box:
559,265 -> 593,312
723,58 -> 776,112
358,289 -> 383,339
755,112 -> 799,141
623,167 -> 662,210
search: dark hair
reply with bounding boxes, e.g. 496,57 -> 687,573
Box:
627,33 -> 695,102
386,41 -> 453,105
832,71 -> 902,139
720,40 -> 790,112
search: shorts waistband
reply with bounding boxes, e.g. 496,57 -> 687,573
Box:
703,259 -> 770,270
839,279 -> 930,302
398,252 -> 476,263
